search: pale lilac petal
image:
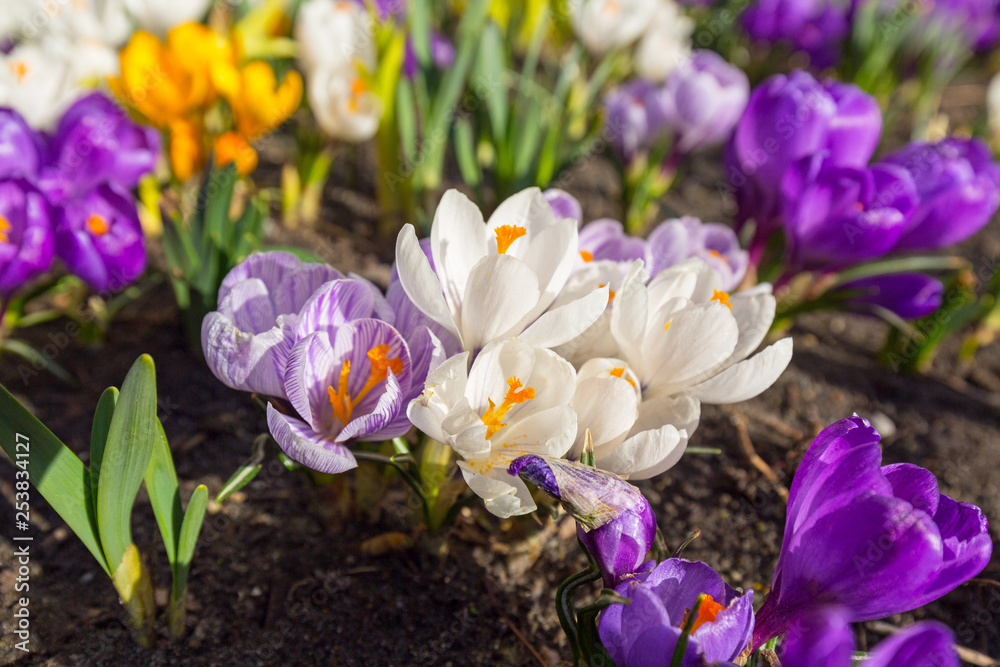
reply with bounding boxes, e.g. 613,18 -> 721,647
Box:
295,278 -> 377,340
337,370 -> 406,441
267,403 -> 357,474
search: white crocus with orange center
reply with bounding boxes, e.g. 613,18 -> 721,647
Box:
568,0 -> 659,55
395,188 -> 611,356
570,357 -> 689,479
610,258 -> 792,436
0,43 -> 82,129
407,338 -> 578,517
307,65 -> 383,142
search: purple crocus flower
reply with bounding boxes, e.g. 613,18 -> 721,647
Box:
599,558 -> 754,666
579,219 -> 648,265
727,72 -> 882,238
543,188 -> 583,226
752,415 -> 992,649
780,154 -> 918,271
0,108 -> 45,180
646,216 -> 749,290
202,251 -> 343,398
660,50 -> 750,154
509,454 -> 657,588
879,137 -> 1000,251
742,0 -> 851,68
838,273 -> 943,320
267,277 -> 442,474
781,607 -> 958,667
42,92 -> 159,203
0,179 -> 54,296
604,79 -> 670,163
52,184 -> 146,293
926,0 -> 1000,51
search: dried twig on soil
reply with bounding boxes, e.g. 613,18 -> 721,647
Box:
502,616 -> 548,667
729,411 -> 789,503
867,621 -> 998,666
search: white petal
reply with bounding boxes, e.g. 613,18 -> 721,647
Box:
571,376 -> 638,458
727,290 -> 777,366
465,339 -> 535,414
596,424 -> 685,479
395,225 -> 462,342
685,338 -> 793,404
519,284 -> 610,349
497,405 -> 578,459
641,301 -> 739,394
458,462 -> 537,517
609,260 -> 649,368
633,394 -> 701,436
431,190 -> 488,314
519,218 -> 578,318
460,255 -> 540,351
405,351 -> 470,443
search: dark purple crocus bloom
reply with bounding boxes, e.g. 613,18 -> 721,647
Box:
742,0 -> 851,68
879,137 -> 1000,252
599,558 -> 754,666
509,455 -> 657,588
780,153 -> 918,271
752,415 -> 992,649
52,184 -> 146,293
0,179 -> 54,296
0,108 -> 45,180
838,273 -> 943,320
780,606 -> 958,667
202,251 -> 344,398
660,50 -> 750,154
42,92 -> 160,203
604,79 -> 670,163
727,71 -> 881,238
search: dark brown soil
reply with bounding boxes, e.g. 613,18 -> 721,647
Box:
1,150 -> 999,666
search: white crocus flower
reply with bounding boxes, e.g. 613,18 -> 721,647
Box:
571,357 -> 689,479
634,1 -> 694,82
122,0 -> 213,35
307,64 -> 383,142
408,338 -> 578,517
395,188 -> 611,355
0,42 -> 82,130
610,259 -> 792,432
569,0 -> 659,55
295,0 -> 375,77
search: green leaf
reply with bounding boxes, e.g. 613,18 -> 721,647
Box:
96,354 -> 158,573
144,419 -> 183,565
1,339 -> 77,386
409,0 -> 432,69
834,255 -> 968,286
453,117 -> 482,187
173,485 -> 208,602
202,163 -> 237,248
0,383 -> 110,575
396,78 -> 419,166
216,433 -> 268,503
89,387 -> 118,521
475,22 -> 509,141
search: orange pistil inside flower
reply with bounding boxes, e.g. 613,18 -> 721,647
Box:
683,594 -> 726,634
9,61 -> 28,83
327,344 -> 403,425
711,289 -> 732,310
664,321 -> 672,332
579,250 -> 593,262
494,225 -> 527,254
610,367 -> 636,388
599,283 -> 616,303
86,214 -> 110,236
481,376 -> 535,439
707,249 -> 729,265
347,77 -> 367,113
0,215 -> 11,244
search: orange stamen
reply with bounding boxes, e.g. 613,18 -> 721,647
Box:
9,61 -> 28,83
664,321 -> 672,332
481,376 -> 535,439
610,367 -> 636,388
348,77 -> 366,113
683,594 -> 726,634
86,214 -> 110,236
711,290 -> 732,310
579,250 -> 593,262
327,344 -> 403,426
494,225 -> 527,254
707,249 -> 730,265
0,215 -> 10,244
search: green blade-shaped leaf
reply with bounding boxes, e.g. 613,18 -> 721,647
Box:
173,484 -> 208,600
145,419 -> 182,565
89,387 -> 118,518
202,163 -> 237,248
216,434 -> 268,503
453,117 -> 482,187
96,354 -> 158,572
1,339 -> 77,386
0,383 -> 110,575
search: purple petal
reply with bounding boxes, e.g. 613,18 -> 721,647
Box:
267,403 -> 357,474
336,369 -> 405,442
779,606 -> 855,667
864,622 -> 959,667
201,311 -> 293,398
295,278 -> 378,341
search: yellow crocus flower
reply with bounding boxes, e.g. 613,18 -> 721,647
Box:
226,61 -> 303,140
169,118 -> 206,182
214,132 -> 259,176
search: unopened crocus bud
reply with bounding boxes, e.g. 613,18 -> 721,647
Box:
509,454 -> 656,588
603,79 -> 670,163
660,51 -> 749,154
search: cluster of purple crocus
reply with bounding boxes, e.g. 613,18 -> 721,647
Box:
360,0 -> 455,77
604,50 -> 750,164
201,251 -> 457,473
544,189 -> 749,291
742,0 -> 1000,68
0,93 -> 157,300
727,69 -> 1000,318
510,414 -> 992,666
